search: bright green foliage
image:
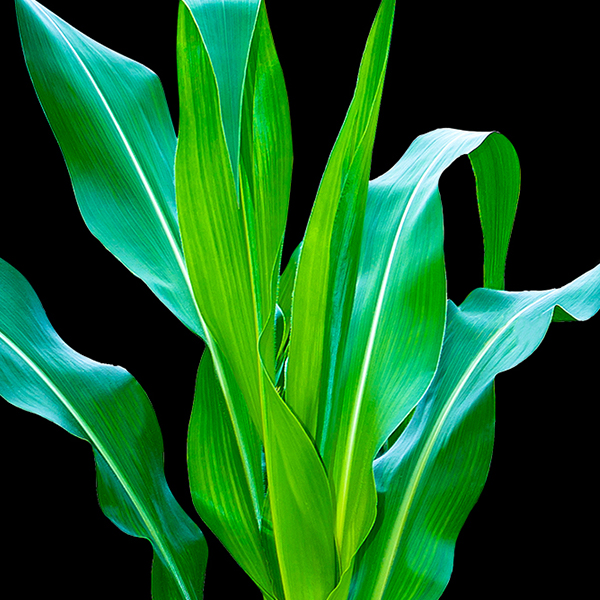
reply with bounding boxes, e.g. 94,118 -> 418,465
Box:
4,1 -> 599,599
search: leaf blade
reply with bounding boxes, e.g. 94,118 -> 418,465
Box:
262,376 -> 337,600
188,350 -> 274,596
176,0 -> 291,436
469,132 -> 521,290
177,5 -> 335,597
324,128 -> 510,569
15,0 -> 203,337
350,263 -> 600,600
286,0 -> 396,438
0,257 -> 207,600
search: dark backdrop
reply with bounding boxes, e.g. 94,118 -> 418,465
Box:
3,1 -> 598,598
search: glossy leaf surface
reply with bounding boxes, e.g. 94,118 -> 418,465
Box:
188,350 -> 273,597
319,128 -> 519,571
177,3 -> 335,598
350,263 -> 600,600
176,0 -> 291,433
261,373 -> 337,600
0,258 -> 207,600
286,0 -> 396,441
9,2 -> 597,600
15,0 -> 203,337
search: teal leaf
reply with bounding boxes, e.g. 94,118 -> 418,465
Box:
0,257 -> 207,600
349,263 -> 600,600
14,0 -> 204,338
321,128 -> 519,571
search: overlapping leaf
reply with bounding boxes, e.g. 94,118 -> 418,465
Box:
349,263 -> 600,600
15,0 -> 203,337
0,258 -> 207,600
286,0 -> 396,440
175,0 -> 288,433
188,350 -> 272,596
12,3 -> 596,600
313,128 -> 519,573
177,2 -> 336,599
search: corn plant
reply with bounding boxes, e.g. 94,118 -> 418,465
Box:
2,1 -> 599,599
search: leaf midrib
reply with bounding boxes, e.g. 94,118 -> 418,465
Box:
369,291 -> 552,600
37,4 -> 203,333
0,326 -> 195,600
335,140 -> 451,539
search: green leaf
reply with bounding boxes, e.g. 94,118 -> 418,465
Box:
189,307 -> 337,600
468,132 -> 520,289
176,0 -> 291,435
261,375 -> 337,600
286,0 -> 396,439
188,350 -> 274,597
320,128 -> 519,570
278,243 -> 302,329
14,0 -> 204,337
349,263 -> 600,600
274,242 -> 302,388
178,4 -> 335,597
0,258 -> 207,600
183,0 -> 261,195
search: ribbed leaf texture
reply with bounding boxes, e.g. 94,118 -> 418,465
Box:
0,258 -> 207,600
6,1 -> 599,599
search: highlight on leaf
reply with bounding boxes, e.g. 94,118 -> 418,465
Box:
3,0 -> 598,598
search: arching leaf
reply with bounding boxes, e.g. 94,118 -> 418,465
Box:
0,258 -> 207,600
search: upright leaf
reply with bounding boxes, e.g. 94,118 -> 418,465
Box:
184,0 -> 260,195
261,370 -> 337,600
240,0 -> 294,376
286,0 -> 396,438
15,0 -> 203,337
0,258 -> 207,600
188,350 -> 274,597
176,0 -> 291,433
350,264 -> 600,600
278,243 -> 302,329
178,3 -> 335,597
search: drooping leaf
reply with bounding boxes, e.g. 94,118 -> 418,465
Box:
349,263 -> 600,600
0,257 -> 207,600
321,128 -> 520,570
14,0 -> 204,337
468,132 -> 521,290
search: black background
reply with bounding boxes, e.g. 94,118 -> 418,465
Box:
2,1 -> 598,598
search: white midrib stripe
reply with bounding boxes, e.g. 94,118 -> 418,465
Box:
336,142 -> 451,537
370,291 -> 552,600
0,327 -> 194,600
37,6 -> 261,590
40,6 -> 203,331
